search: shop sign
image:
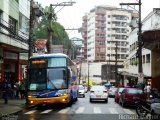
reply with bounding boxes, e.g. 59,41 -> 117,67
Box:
4,52 -> 18,60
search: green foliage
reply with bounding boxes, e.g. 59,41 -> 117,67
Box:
33,17 -> 72,51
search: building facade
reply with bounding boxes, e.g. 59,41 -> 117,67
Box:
82,5 -> 138,84
0,0 -> 29,84
82,5 -> 135,64
120,8 -> 160,89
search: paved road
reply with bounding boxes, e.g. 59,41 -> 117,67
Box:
4,93 -> 138,120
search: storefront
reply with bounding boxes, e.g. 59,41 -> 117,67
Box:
0,48 -> 3,82
1,50 -> 19,84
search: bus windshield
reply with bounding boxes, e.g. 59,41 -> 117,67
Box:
47,68 -> 67,90
28,68 -> 67,90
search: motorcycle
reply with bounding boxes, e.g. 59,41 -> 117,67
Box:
135,98 -> 160,117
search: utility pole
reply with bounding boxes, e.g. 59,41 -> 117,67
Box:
79,60 -> 82,84
115,41 -> 118,85
87,62 -> 90,91
47,4 -> 53,54
28,0 -> 34,58
47,2 -> 76,53
28,0 -> 44,58
120,0 -> 143,83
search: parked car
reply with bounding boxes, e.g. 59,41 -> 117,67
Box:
90,85 -> 108,103
119,88 -> 146,107
115,87 -> 125,103
78,85 -> 85,97
151,103 -> 160,115
84,86 -> 88,93
108,87 -> 118,97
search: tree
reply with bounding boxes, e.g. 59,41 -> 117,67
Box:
33,16 -> 72,54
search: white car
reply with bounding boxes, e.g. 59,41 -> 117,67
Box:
90,85 -> 108,103
84,86 -> 88,93
78,85 -> 85,97
151,103 -> 160,115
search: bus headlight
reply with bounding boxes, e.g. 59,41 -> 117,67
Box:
28,95 -> 32,98
55,90 -> 68,96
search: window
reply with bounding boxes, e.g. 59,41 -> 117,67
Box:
143,55 -> 145,63
146,54 -> 150,63
0,11 -> 2,31
9,17 -> 17,34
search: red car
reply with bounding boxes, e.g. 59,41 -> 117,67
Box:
115,87 -> 125,103
119,88 -> 146,107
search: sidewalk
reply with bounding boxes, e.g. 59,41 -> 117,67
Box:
0,98 -> 26,115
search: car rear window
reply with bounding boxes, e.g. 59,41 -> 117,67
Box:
79,86 -> 84,90
128,89 -> 143,94
118,88 -> 125,92
91,86 -> 105,91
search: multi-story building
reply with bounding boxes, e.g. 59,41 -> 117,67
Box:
120,8 -> 160,89
82,5 -> 137,63
82,5 -> 138,84
0,0 -> 29,83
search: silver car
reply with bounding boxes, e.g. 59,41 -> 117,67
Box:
90,85 -> 108,103
151,103 -> 160,115
78,85 -> 85,97
108,87 -> 118,97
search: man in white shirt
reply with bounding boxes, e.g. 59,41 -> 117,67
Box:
145,84 -> 151,99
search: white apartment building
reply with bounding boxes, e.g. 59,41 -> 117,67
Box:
82,5 -> 136,65
82,5 -> 138,84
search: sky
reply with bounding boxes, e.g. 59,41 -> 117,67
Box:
37,0 -> 160,39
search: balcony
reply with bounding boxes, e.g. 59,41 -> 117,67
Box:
83,16 -> 88,21
95,9 -> 106,14
95,57 -> 105,61
95,37 -> 106,41
95,23 -> 106,28
95,30 -> 106,34
95,16 -> 106,21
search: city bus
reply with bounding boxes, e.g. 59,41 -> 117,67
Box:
26,53 -> 78,106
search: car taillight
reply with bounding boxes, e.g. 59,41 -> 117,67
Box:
103,90 -> 108,93
90,91 -> 94,93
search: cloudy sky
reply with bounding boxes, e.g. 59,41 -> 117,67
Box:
37,0 -> 160,39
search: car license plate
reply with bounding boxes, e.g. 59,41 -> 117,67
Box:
96,95 -> 101,98
133,97 -> 139,100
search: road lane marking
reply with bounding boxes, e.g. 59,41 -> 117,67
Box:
41,109 -> 52,114
108,108 -> 118,114
75,107 -> 85,113
93,107 -> 101,113
58,107 -> 70,114
25,110 -> 37,114
123,109 -> 135,114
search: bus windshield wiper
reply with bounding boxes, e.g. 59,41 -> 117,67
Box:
47,78 -> 58,90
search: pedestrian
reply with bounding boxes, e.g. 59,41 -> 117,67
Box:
19,81 -> 25,99
15,81 -> 20,98
1,80 -> 10,104
145,84 -> 151,100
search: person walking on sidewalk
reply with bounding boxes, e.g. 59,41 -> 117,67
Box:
2,80 -> 10,104
19,81 -> 25,99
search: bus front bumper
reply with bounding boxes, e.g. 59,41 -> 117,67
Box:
28,95 -> 69,105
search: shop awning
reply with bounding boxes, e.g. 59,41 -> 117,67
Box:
118,71 -> 151,78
